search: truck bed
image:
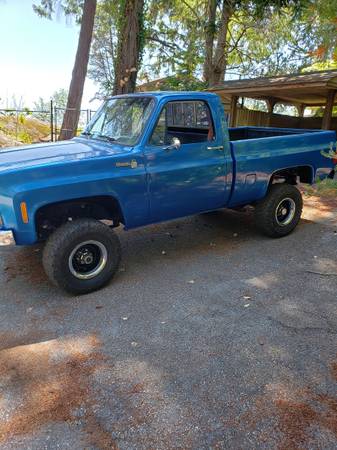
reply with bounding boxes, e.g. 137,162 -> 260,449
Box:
227,127 -> 336,207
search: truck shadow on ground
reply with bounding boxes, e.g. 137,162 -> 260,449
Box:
1,207 -> 311,292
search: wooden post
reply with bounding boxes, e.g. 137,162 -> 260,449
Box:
265,97 -> 276,114
297,104 -> 305,117
265,97 -> 277,126
322,90 -> 336,130
229,95 -> 238,127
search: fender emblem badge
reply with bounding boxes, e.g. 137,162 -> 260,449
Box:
116,159 -> 138,169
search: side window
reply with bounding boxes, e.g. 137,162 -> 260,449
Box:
149,100 -> 215,146
149,108 -> 167,146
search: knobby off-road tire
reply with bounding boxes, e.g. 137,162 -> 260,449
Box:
254,183 -> 303,238
43,219 -> 121,295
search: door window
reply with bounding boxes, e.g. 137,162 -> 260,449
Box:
149,100 -> 215,146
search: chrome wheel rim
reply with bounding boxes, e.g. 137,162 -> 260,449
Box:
68,240 -> 108,280
275,197 -> 296,226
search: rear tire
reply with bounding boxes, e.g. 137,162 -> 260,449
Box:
43,219 -> 121,295
254,184 -> 303,238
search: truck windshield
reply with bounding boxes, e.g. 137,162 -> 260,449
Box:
83,97 -> 155,146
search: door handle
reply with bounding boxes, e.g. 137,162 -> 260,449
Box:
207,145 -> 224,151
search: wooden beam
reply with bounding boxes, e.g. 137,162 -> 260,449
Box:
229,95 -> 238,127
322,90 -> 336,129
211,81 -> 331,95
224,93 -> 328,106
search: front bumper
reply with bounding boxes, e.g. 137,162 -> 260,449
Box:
0,230 -> 14,246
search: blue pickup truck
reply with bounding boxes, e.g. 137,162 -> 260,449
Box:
0,92 -> 335,294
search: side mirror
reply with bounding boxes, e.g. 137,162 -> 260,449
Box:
164,137 -> 181,152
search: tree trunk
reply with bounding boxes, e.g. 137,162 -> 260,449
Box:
113,0 -> 145,95
203,0 -> 217,84
59,0 -> 97,141
204,0 -> 232,87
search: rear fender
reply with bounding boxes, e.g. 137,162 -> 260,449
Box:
268,165 -> 315,188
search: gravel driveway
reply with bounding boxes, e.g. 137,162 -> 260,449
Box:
0,194 -> 336,449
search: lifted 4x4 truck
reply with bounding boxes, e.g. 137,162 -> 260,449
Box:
0,92 -> 335,294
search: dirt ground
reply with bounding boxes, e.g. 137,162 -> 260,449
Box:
0,192 -> 336,449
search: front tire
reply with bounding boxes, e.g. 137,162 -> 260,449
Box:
254,184 -> 303,238
43,219 -> 121,295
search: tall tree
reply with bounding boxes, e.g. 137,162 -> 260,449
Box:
202,0 -> 306,86
113,0 -> 145,94
88,0 -> 146,97
60,0 -> 97,139
88,0 -> 118,98
141,0 -> 311,87
34,0 -> 97,140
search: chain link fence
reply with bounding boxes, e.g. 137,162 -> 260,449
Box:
0,101 -> 96,148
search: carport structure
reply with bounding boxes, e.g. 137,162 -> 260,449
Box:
209,70 -> 337,130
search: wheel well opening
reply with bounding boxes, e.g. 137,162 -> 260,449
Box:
270,166 -> 313,186
35,196 -> 124,241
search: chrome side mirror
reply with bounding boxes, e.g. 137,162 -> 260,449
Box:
164,137 -> 181,151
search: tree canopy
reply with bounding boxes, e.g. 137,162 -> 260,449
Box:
33,0 -> 337,134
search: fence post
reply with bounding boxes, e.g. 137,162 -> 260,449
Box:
15,110 -> 19,141
50,100 -> 54,142
54,107 -> 58,141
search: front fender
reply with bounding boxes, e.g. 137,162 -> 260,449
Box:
12,182 -> 126,245
7,165 -> 148,245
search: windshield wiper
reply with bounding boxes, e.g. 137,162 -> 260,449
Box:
81,131 -> 117,143
94,134 -> 117,143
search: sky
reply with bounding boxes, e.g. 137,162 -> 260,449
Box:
0,0 -> 100,110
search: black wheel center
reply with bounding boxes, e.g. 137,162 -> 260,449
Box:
72,244 -> 101,274
277,203 -> 289,220
275,197 -> 296,226
76,248 -> 94,265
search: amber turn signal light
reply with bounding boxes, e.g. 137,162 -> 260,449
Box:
20,202 -> 29,224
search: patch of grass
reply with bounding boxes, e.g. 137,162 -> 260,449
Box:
17,131 -> 32,144
304,177 -> 337,198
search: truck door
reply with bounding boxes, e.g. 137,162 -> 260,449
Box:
144,99 -> 230,222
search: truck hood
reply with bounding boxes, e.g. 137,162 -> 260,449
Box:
0,138 -> 131,173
